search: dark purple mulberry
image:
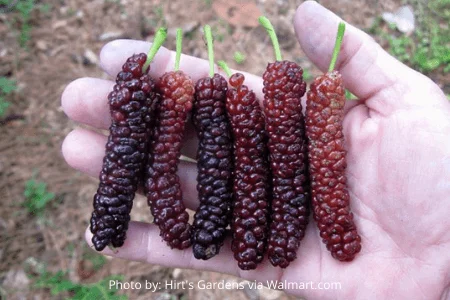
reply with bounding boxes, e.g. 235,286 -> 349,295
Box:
191,74 -> 233,260
263,61 -> 310,268
227,73 -> 271,270
305,71 -> 361,261
145,70 -> 194,250
90,53 -> 158,251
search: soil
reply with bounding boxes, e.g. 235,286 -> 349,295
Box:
0,0 -> 447,299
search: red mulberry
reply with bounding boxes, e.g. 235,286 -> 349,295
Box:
90,53 -> 158,251
263,61 -> 310,268
227,73 -> 271,270
305,71 -> 361,261
191,74 -> 233,259
144,70 -> 194,250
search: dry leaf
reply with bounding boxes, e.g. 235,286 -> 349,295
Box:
213,0 -> 261,27
382,5 -> 415,34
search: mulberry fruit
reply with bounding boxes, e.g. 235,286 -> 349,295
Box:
305,71 -> 361,261
258,16 -> 310,268
226,72 -> 271,270
191,26 -> 234,260
192,74 -> 233,259
263,61 -> 310,268
144,70 -> 194,250
90,53 -> 158,251
305,23 -> 361,261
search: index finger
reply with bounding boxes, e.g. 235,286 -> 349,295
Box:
99,39 -> 264,99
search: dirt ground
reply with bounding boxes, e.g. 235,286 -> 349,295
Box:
0,0 -> 447,299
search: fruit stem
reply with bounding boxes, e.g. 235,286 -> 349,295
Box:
143,27 -> 167,73
218,60 -> 232,77
328,22 -> 346,72
204,25 -> 215,77
258,16 -> 282,61
174,28 -> 182,71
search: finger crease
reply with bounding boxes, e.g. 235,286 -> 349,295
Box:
336,36 -> 366,74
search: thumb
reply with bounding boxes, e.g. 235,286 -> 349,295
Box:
293,1 -> 446,115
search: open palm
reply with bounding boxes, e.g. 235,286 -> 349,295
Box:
61,2 -> 450,299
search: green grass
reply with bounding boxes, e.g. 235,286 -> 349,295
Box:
83,249 -> 107,271
386,35 -> 413,63
1,0 -> 52,49
211,19 -> 232,43
0,77 -> 16,117
0,0 -> 35,48
33,270 -> 126,300
233,51 -> 246,64
15,0 -> 34,48
0,77 -> 16,95
368,0 -> 450,74
23,176 -> 55,217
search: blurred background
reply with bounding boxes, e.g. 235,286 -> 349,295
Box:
0,0 -> 449,299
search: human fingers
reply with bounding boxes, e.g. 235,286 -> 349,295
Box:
84,221 -> 282,283
62,49 -> 358,135
294,1 -> 446,115
61,127 -> 199,210
98,39 -> 264,100
61,77 -> 199,158
97,40 -> 359,116
61,78 -> 113,130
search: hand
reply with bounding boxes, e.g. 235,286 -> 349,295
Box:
61,2 -> 450,299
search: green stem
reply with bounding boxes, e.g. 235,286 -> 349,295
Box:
217,60 -> 232,77
204,25 -> 215,77
174,28 -> 182,71
258,16 -> 282,61
328,22 -> 346,72
143,27 -> 167,73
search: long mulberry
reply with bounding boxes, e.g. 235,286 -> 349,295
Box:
191,26 -> 234,260
144,30 -> 194,249
221,64 -> 271,270
90,52 -> 159,251
305,23 -> 361,261
259,16 -> 310,268
192,73 -> 233,259
263,61 -> 309,268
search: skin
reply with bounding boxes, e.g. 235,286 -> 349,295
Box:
61,2 -> 450,299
